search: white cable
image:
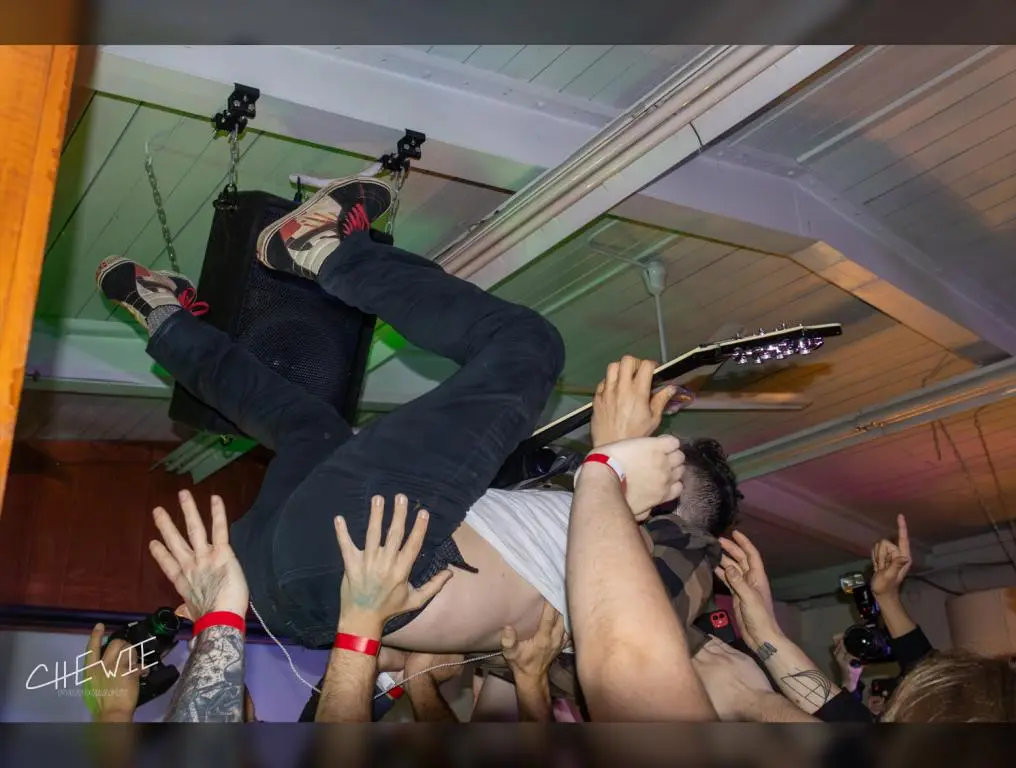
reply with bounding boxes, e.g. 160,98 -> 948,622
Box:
288,160 -> 385,190
653,292 -> 669,363
373,651 -> 503,701
249,600 -> 325,695
249,599 -> 504,700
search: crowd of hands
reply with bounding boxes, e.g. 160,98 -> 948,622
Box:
79,356 -> 918,724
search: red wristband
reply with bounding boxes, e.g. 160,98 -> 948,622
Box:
334,632 -> 381,656
580,453 -> 627,491
192,611 -> 246,637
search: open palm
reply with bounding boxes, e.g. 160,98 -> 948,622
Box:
715,531 -> 778,648
149,490 -> 249,618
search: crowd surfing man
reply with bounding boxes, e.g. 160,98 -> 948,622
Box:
96,176 -> 740,665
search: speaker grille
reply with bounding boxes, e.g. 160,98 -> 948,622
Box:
167,191 -> 375,435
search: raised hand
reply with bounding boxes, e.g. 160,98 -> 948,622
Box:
591,355 -> 677,448
335,494 -> 453,635
714,531 -> 779,650
501,601 -> 568,721
149,491 -> 249,618
719,531 -> 776,618
501,601 -> 569,684
588,435 -> 686,520
870,514 -> 912,599
81,623 -> 140,723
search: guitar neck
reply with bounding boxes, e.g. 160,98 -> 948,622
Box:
522,354 -> 703,451
510,322 -> 843,458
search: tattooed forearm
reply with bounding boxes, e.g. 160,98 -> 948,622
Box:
753,632 -> 842,715
779,669 -> 834,709
165,626 -> 245,723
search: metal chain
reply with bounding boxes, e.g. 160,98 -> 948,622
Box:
385,167 -> 408,235
227,128 -> 240,195
144,149 -> 181,274
146,127 -> 243,267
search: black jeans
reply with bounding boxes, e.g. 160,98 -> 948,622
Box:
148,231 -> 565,647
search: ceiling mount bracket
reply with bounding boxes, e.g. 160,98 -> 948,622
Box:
380,129 -> 426,174
211,83 -> 260,136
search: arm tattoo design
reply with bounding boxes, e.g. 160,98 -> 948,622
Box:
165,626 -> 245,723
779,669 -> 833,709
756,642 -> 778,661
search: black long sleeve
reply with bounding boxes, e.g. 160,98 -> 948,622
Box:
892,625 -> 934,675
814,689 -> 876,723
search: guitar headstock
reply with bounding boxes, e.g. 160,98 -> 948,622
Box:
711,323 -> 842,366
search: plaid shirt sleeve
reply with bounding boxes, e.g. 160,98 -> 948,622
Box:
643,513 -> 723,656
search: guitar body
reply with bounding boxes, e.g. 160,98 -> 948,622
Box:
491,323 -> 842,488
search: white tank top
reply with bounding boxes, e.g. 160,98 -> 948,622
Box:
463,488 -> 574,632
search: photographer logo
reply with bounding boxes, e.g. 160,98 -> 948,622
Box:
25,636 -> 158,692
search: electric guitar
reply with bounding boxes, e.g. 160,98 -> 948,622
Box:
498,323 -> 842,480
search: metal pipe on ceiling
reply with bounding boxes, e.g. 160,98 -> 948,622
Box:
436,44 -> 796,279
730,357 -> 1016,481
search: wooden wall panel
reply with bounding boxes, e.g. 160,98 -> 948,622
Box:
0,441 -> 266,614
0,46 -> 78,515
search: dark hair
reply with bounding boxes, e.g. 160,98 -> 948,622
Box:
654,437 -> 741,537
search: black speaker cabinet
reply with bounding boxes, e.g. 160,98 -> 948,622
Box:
168,191 -> 375,436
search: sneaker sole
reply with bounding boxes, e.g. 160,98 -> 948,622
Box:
255,176 -> 395,272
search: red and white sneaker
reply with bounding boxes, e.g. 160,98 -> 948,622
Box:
95,257 -> 208,328
255,176 -> 393,280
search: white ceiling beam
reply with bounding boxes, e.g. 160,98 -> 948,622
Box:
24,319 -> 452,409
768,559 -> 871,603
730,356 -> 1016,481
26,320 -> 169,392
652,147 -> 1016,361
440,45 -> 853,290
769,527 -> 1016,602
928,528 -> 1016,571
744,476 -> 931,566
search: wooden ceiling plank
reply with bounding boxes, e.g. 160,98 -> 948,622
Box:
874,131 -> 1016,223
45,94 -> 138,252
847,92 -> 1016,204
36,101 -> 183,318
497,46 -> 569,82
